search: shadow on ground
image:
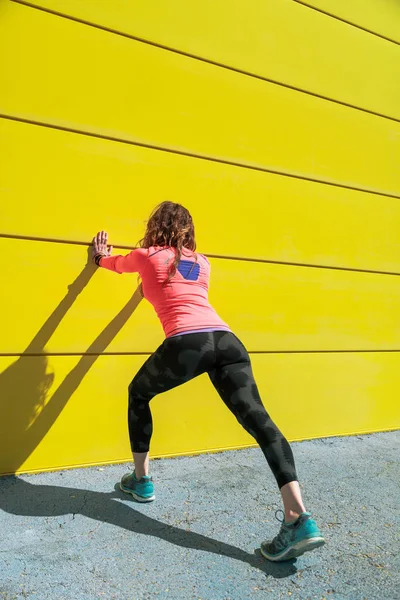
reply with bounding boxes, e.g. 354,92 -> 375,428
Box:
0,476 -> 296,580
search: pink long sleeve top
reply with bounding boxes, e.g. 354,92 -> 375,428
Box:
99,246 -> 230,338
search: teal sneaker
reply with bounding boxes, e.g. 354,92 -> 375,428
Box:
120,472 -> 155,503
260,511 -> 325,561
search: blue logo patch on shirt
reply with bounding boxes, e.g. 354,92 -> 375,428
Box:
177,260 -> 200,281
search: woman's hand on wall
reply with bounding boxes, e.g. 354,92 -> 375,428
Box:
92,230 -> 113,263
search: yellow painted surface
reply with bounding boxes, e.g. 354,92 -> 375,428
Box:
0,0 -> 399,474
0,352 -> 398,475
1,3 -> 400,196
295,0 -> 400,43
17,0 -> 400,119
2,238 -> 400,355
1,118 -> 400,273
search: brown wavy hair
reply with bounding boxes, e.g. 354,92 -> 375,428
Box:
137,201 -> 196,282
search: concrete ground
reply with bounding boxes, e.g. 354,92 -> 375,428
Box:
0,432 -> 399,600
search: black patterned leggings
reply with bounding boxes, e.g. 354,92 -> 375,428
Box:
128,331 -> 297,489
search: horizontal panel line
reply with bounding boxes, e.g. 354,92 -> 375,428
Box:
249,349 -> 400,354
2,113 -> 400,201
2,350 -> 400,358
0,232 -> 89,248
207,254 -> 400,278
10,0 -> 400,123
293,1 -> 400,46
1,232 -> 400,278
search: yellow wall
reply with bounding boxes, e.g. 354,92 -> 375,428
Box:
1,0 -> 399,475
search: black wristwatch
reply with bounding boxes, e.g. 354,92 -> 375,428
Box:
93,253 -> 107,266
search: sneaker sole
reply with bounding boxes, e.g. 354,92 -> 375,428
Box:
119,483 -> 155,503
261,537 -> 325,562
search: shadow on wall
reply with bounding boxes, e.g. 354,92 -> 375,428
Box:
0,250 -> 143,476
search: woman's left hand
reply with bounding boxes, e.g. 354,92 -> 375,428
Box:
92,230 -> 113,260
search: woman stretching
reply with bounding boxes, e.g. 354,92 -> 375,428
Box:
92,201 -> 325,562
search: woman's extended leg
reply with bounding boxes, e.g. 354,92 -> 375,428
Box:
208,332 -> 324,560
209,354 -> 303,516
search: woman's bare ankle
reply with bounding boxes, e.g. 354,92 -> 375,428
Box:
280,481 -> 306,523
133,451 -> 150,479
134,469 -> 147,479
284,509 -> 303,523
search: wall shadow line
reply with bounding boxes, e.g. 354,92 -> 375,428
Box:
0,252 -> 143,475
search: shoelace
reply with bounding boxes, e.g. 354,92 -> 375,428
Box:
268,510 -> 292,551
275,509 -> 285,524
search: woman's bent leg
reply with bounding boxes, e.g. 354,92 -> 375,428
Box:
128,333 -> 216,476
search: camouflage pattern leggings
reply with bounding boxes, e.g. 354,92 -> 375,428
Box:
128,331 -> 297,489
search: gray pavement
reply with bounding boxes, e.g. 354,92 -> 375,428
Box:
0,431 -> 399,600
